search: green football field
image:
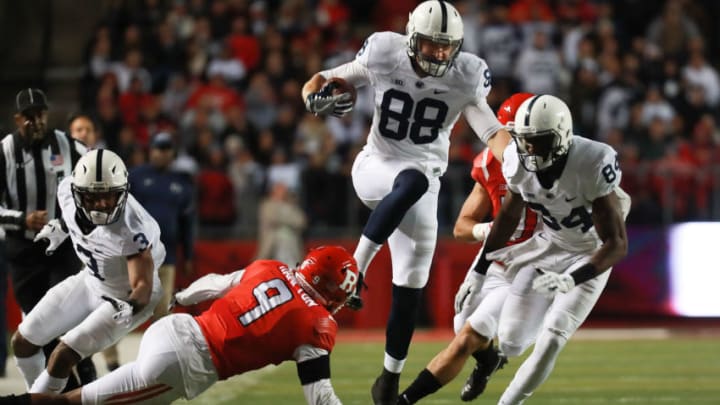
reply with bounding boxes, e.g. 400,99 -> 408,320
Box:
177,332 -> 720,404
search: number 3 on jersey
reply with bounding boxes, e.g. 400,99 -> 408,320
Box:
378,89 -> 448,144
76,244 -> 104,281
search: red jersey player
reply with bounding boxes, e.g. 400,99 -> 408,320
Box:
4,245 -> 359,405
396,93 -> 541,404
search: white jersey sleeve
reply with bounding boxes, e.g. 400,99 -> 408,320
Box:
582,142 -> 621,201
318,32 -> 400,89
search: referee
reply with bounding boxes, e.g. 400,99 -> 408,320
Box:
0,88 -> 92,389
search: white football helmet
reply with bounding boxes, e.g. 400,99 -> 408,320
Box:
510,95 -> 574,172
406,0 -> 464,77
71,149 -> 129,225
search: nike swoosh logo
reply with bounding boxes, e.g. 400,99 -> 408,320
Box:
564,196 -> 577,202
433,89 -> 448,94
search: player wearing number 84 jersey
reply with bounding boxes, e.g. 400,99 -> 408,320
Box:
302,2 -> 512,403
11,149 -> 165,395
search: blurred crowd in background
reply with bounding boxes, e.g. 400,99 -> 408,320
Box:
72,0 -> 720,237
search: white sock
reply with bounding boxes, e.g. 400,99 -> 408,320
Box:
15,351 -> 45,390
30,369 -> 69,394
354,235 -> 382,277
383,352 -> 406,374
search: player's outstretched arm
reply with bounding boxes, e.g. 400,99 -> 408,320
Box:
174,269 -> 246,306
297,351 -> 342,405
454,183 -> 493,242
464,101 -> 512,163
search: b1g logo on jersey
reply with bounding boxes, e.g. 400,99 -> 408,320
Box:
338,266 -> 358,294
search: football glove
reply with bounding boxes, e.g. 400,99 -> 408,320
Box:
532,269 -> 575,296
305,82 -> 354,117
33,218 -> 69,256
101,295 -> 134,328
454,270 -> 486,314
345,272 -> 368,311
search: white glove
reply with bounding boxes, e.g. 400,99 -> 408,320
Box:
101,296 -> 134,328
454,271 -> 486,314
33,219 -> 69,255
532,269 -> 575,296
305,84 -> 354,117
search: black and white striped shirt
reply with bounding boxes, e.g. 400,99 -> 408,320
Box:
0,130 -> 87,240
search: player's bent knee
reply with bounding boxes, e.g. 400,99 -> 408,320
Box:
499,341 -> 526,358
454,325 -> 490,356
394,169 -> 429,200
11,331 -> 39,357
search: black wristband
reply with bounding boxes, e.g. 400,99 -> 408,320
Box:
127,299 -> 141,315
570,263 -> 598,285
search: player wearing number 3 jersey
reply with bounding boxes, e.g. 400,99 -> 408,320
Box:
11,149 -> 166,395
3,246 -> 359,405
302,2 -> 511,403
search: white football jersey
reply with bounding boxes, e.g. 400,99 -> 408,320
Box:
502,136 -> 631,251
321,31 -> 503,175
57,177 -> 165,296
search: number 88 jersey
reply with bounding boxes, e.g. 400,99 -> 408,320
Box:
502,136 -> 631,250
320,31 -> 501,175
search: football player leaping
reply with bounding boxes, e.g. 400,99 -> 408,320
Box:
302,2 -> 512,403
2,246 -> 358,405
398,95 -> 632,404
12,149 -> 166,394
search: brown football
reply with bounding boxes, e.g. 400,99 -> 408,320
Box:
326,77 -> 357,103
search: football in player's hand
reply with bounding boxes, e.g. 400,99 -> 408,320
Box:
326,77 -> 357,104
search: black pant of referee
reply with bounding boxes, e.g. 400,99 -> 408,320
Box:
6,236 -> 95,390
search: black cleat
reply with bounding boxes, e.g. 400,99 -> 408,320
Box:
371,369 -> 400,405
346,272 -> 368,311
460,350 -> 508,401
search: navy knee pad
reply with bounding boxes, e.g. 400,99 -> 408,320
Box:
363,169 -> 429,243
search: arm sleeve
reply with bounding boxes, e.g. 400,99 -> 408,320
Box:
464,99 -> 504,145
174,269 -> 245,305
318,59 -> 371,89
586,147 -> 621,201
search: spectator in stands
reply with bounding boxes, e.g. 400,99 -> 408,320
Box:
196,145 -> 235,225
68,114 -> 103,149
256,181 -> 307,266
129,132 -> 195,322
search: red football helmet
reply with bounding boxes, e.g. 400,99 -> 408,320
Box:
497,92 -> 535,126
295,246 -> 359,313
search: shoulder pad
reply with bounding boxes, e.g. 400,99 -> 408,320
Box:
356,32 -> 406,75
451,53 -> 491,96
